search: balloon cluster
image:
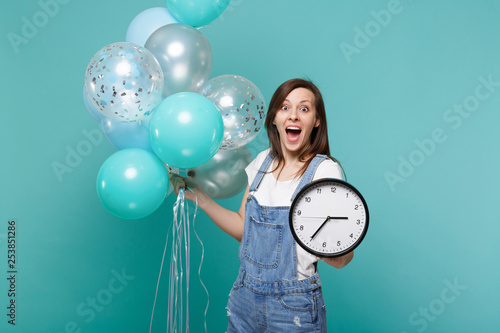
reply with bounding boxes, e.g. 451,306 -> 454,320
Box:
83,2 -> 266,219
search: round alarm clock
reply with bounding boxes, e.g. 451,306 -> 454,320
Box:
289,178 -> 369,258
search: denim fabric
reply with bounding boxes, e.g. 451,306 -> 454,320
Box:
226,153 -> 329,332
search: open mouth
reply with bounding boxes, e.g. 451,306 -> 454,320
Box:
285,126 -> 302,142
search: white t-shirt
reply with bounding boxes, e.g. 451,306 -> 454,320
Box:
245,149 -> 343,280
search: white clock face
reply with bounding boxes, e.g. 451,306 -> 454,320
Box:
290,178 -> 369,257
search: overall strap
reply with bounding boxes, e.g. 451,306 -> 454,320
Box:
249,152 -> 275,192
290,154 -> 329,202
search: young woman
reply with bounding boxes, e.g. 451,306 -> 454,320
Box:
170,78 -> 353,332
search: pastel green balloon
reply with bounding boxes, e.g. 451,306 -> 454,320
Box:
149,92 -> 224,169
166,0 -> 230,27
96,149 -> 169,219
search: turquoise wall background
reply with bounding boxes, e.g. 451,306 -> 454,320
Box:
1,0 -> 499,332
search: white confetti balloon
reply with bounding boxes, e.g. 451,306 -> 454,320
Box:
85,42 -> 164,122
201,75 -> 266,150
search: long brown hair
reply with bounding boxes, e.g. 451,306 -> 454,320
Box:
264,78 -> 345,179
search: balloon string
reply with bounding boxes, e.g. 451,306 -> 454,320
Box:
179,190 -> 185,333
169,190 -> 181,332
184,193 -> 190,333
189,189 -> 210,333
149,211 -> 173,333
149,187 -> 208,333
174,189 -> 184,333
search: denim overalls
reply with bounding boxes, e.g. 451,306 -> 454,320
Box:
226,153 -> 329,332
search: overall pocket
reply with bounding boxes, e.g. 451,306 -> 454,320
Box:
278,291 -> 314,312
243,216 -> 283,268
277,288 -> 323,324
276,291 -> 317,328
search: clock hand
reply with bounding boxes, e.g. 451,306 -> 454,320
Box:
298,216 -> 328,219
310,216 -> 330,240
300,216 -> 349,219
309,217 -> 349,239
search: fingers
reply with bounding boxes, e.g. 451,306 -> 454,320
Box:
169,174 -> 197,197
168,174 -> 204,205
169,173 -> 187,195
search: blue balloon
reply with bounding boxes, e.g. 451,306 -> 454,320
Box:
126,7 -> 180,46
166,0 -> 230,27
96,149 -> 169,219
149,92 -> 224,169
101,117 -> 154,153
83,85 -> 102,122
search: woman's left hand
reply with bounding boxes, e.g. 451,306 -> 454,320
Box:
317,251 -> 354,269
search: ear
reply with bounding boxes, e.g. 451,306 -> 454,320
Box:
314,119 -> 320,127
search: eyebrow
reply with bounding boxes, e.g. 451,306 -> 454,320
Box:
283,99 -> 312,103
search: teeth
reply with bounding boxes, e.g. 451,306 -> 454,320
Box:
287,126 -> 301,130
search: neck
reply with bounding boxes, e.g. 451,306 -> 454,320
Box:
273,146 -> 313,181
279,142 -> 312,165
282,150 -> 301,166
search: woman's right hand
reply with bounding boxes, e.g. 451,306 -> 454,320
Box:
170,172 -> 248,241
169,173 -> 209,207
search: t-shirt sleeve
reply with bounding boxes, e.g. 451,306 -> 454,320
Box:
313,158 -> 343,181
245,149 -> 271,186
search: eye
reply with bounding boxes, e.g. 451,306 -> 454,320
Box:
281,105 -> 289,111
300,106 -> 309,112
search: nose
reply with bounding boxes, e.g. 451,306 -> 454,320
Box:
289,108 -> 299,120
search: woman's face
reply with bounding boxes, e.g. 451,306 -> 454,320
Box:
273,87 -> 320,157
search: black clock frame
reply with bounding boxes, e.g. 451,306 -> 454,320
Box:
289,178 -> 370,258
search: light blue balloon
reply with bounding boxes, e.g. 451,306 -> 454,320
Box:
83,85 -> 102,122
126,7 -> 180,46
97,149 -> 169,220
101,117 -> 154,153
149,92 -> 224,169
166,0 -> 230,27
